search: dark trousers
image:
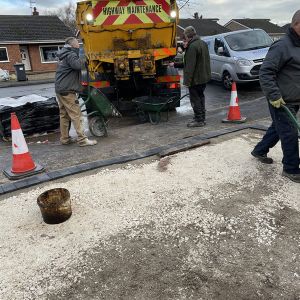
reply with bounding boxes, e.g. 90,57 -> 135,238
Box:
253,103 -> 300,172
189,84 -> 206,122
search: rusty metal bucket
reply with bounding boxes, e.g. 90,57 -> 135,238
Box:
37,188 -> 72,224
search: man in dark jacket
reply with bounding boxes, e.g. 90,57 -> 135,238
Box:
55,37 -> 97,147
183,26 -> 211,127
251,10 -> 300,183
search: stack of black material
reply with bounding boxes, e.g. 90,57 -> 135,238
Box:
0,97 -> 60,138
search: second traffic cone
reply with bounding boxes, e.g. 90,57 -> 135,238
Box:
222,82 -> 246,123
3,113 -> 44,180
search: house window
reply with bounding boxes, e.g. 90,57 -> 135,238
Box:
40,45 -> 63,63
0,47 -> 9,62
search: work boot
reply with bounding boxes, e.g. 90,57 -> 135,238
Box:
79,139 -> 98,147
282,170 -> 300,183
187,120 -> 206,128
251,151 -> 273,164
61,138 -> 76,145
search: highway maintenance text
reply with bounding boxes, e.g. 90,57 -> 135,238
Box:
102,5 -> 162,16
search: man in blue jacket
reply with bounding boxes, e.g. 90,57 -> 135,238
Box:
251,10 -> 300,183
55,37 -> 97,147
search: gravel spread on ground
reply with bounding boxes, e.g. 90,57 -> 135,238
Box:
0,132 -> 299,299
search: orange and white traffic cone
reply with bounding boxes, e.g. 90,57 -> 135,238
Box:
222,82 -> 246,123
3,112 -> 44,180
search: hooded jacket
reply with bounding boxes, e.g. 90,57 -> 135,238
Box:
55,46 -> 84,94
183,35 -> 211,87
259,27 -> 300,104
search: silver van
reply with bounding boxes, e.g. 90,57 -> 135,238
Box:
202,29 -> 273,89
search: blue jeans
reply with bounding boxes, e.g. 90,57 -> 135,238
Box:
253,103 -> 300,173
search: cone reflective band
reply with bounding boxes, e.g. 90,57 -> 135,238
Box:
11,113 -> 36,173
222,82 -> 246,123
92,0 -> 171,26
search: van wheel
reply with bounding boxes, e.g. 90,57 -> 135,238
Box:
222,72 -> 233,90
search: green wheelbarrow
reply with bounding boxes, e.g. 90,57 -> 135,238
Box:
133,94 -> 189,125
82,87 -> 121,137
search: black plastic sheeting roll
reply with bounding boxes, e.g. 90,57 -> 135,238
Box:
0,97 -> 60,138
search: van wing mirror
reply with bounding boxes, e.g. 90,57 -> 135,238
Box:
217,47 -> 224,55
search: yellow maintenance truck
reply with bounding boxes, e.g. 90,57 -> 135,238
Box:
76,0 -> 181,113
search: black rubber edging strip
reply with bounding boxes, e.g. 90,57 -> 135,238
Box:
249,124 -> 300,138
0,124 -> 265,197
249,124 -> 269,131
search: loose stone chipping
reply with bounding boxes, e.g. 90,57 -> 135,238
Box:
0,132 -> 299,299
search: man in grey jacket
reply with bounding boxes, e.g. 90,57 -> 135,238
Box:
251,10 -> 300,183
55,37 -> 97,147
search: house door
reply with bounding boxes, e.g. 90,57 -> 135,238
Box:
20,46 -> 32,71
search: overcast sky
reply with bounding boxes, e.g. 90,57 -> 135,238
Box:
0,0 -> 298,25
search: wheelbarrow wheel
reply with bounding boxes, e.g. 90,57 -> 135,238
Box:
136,106 -> 149,123
148,111 -> 161,125
88,116 -> 108,137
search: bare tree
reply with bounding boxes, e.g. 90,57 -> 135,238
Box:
177,0 -> 190,10
45,2 -> 77,34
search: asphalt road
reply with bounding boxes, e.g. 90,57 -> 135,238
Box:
0,79 -> 264,115
0,83 -> 55,98
0,79 -> 268,185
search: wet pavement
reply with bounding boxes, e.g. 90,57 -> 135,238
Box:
0,79 -> 263,113
0,83 -> 55,98
0,78 -> 267,185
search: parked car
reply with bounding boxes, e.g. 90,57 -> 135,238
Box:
202,29 -> 273,89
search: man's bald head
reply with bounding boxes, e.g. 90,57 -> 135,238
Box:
65,37 -> 80,49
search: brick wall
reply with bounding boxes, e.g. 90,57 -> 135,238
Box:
0,43 -> 65,73
28,44 -> 61,72
0,44 -> 21,72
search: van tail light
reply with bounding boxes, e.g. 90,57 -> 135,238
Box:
81,81 -> 88,86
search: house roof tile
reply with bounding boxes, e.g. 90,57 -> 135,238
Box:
178,18 -> 230,37
0,15 -> 73,42
231,19 -> 285,34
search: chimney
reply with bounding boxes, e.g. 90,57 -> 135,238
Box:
32,7 -> 39,16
